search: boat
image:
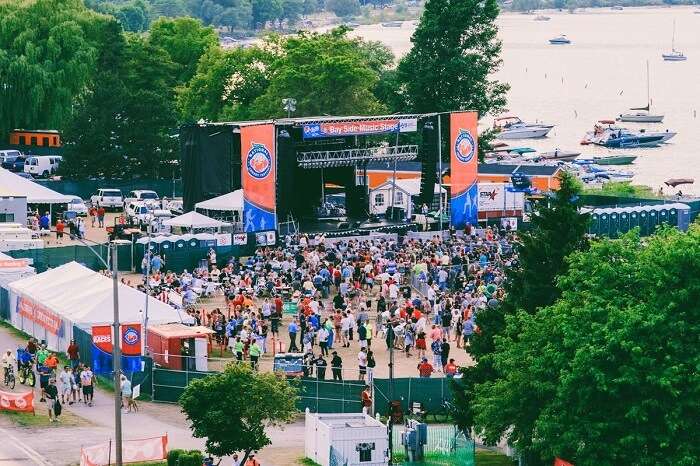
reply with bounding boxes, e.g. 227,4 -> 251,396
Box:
665,178 -> 693,188
593,128 -> 676,148
618,61 -> 664,123
536,149 -> 581,161
534,15 -> 551,21
549,35 -> 571,45
381,21 -> 403,28
662,20 -> 687,61
611,5 -> 623,10
575,155 -> 637,166
493,116 -> 554,139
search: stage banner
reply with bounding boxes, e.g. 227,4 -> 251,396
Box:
92,324 -> 143,374
0,390 -> 34,413
241,123 -> 277,232
80,435 -> 168,466
554,458 -> 574,466
302,118 -> 417,139
449,111 -> 479,229
16,296 -> 63,336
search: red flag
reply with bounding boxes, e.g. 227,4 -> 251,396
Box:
554,458 -> 574,466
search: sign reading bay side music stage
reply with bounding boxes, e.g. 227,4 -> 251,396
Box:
302,118 -> 417,139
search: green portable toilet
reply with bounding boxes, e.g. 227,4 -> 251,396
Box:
648,207 -> 659,235
598,210 -> 610,237
609,211 -> 620,238
589,212 -> 600,235
658,206 -> 669,227
174,237 -> 187,251
619,208 -> 631,234
638,209 -> 649,236
669,206 -> 678,227
629,210 -> 639,232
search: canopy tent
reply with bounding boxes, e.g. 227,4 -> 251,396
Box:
162,211 -> 229,229
194,190 -> 243,212
7,261 -> 193,352
0,168 -> 71,204
0,252 -> 35,289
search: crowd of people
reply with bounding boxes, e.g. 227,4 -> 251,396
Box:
134,225 -> 517,384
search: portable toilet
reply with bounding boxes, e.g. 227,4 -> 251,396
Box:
598,209 -> 610,236
589,211 -> 600,235
675,203 -> 691,230
648,206 -> 659,234
638,209 -> 649,236
658,205 -> 669,227
618,207 -> 632,234
608,210 -> 620,238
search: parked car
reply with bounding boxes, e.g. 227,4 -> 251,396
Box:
125,202 -> 152,225
90,188 -> 123,211
123,190 -> 160,208
0,149 -> 23,165
23,155 -> 62,177
67,197 -> 88,216
1,153 -> 27,172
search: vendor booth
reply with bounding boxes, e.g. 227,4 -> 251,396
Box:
163,211 -> 229,230
194,190 -> 243,229
0,252 -> 35,320
147,323 -> 214,372
6,261 -> 193,352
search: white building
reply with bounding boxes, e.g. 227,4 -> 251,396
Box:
369,179 -> 446,219
305,411 -> 389,466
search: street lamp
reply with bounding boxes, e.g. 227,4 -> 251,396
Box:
282,98 -> 296,118
65,233 -> 124,466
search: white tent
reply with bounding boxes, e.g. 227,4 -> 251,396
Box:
7,262 -> 193,352
163,211 -> 229,229
194,190 -> 243,212
0,168 -> 71,204
0,252 -> 35,288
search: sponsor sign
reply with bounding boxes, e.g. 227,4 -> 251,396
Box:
121,324 -> 142,357
92,324 -> 142,374
449,112 -> 479,228
17,296 -> 62,335
478,183 -> 525,212
81,435 -> 168,466
302,118 -> 417,139
215,233 -> 232,247
233,233 -> 248,245
241,124 -> 276,232
0,390 -> 34,413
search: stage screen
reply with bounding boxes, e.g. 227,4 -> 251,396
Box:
449,111 -> 479,228
241,123 -> 277,232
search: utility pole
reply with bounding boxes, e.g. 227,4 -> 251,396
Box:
437,115 -> 444,232
387,325 -> 395,463
111,243 -> 123,466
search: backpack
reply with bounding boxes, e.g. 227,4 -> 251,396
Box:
54,399 -> 62,416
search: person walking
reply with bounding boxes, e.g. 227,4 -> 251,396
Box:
440,338 -> 451,369
58,366 -> 72,404
357,348 -> 367,381
361,385 -> 373,415
318,326 -> 329,356
66,340 -> 80,370
120,374 -> 133,413
417,358 -> 434,378
331,351 -> 343,381
366,350 -> 376,384
96,205 -> 106,228
233,337 -> 244,361
249,340 -> 262,370
315,355 -> 327,380
80,365 -> 95,406
288,318 -> 299,352
45,377 -> 59,422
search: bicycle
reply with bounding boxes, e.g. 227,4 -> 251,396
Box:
18,364 -> 35,387
3,366 -> 15,389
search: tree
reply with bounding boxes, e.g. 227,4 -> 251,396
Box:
247,29 -> 388,118
280,0 -> 306,25
452,172 -> 589,442
252,0 -> 283,27
179,363 -> 298,463
473,227 -> 700,465
113,0 -> 151,32
395,0 -> 508,116
326,0 -> 361,18
0,0 -> 111,139
148,17 -> 218,84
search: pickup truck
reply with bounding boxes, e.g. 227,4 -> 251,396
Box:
90,188 -> 123,211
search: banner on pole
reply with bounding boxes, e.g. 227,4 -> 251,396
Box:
449,111 -> 479,229
91,324 -> 143,374
0,390 -> 34,413
80,435 -> 168,466
241,124 -> 277,232
302,118 -> 417,139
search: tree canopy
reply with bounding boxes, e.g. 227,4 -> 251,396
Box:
473,226 -> 700,465
179,363 -> 298,463
395,0 -> 509,116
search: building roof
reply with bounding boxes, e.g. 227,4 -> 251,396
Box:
0,168 -> 71,204
148,323 -> 215,339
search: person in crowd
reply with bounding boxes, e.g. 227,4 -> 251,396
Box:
417,358 -> 434,378
331,351 -> 343,381
80,365 -> 95,406
96,205 -> 106,228
45,377 -> 59,422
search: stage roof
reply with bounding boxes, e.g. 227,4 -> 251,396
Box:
186,113 -> 439,129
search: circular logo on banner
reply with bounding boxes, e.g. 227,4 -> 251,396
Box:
0,395 -> 10,408
454,129 -> 475,163
246,143 -> 272,179
123,327 -> 140,345
14,397 -> 27,410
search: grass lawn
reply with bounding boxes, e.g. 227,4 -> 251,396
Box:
1,409 -> 87,428
298,458 -> 322,466
476,450 -> 518,466
0,319 -> 32,340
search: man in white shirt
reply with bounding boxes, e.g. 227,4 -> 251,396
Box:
357,349 -> 368,381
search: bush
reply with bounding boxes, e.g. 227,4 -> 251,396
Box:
167,449 -> 185,466
177,451 -> 204,466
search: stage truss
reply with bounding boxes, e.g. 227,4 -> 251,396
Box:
297,144 -> 418,169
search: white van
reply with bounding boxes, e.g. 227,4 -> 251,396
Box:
23,155 -> 62,177
0,150 -> 23,163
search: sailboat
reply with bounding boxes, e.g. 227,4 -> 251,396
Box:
618,61 -> 664,123
662,20 -> 687,61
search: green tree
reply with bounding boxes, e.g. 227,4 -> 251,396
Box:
281,0 -> 306,25
247,29 -> 388,118
452,172 -> 589,441
474,227 -> 700,465
326,0 -> 361,18
395,0 -> 508,116
0,0 -> 110,138
180,363 -> 298,463
113,0 -> 151,32
252,0 -> 283,27
148,17 -> 218,84
214,0 -> 254,32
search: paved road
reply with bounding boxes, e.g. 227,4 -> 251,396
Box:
0,426 -> 52,465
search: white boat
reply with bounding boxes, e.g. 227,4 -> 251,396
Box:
549,35 -> 571,45
381,21 -> 402,28
537,149 -> 581,160
611,5 -> 623,10
618,61 -> 664,123
662,21 -> 687,61
493,116 -> 554,139
581,121 -> 675,147
534,15 -> 551,21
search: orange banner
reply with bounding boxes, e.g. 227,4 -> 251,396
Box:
554,458 -> 574,466
80,435 -> 168,466
241,123 -> 277,232
449,111 -> 479,228
0,390 -> 35,413
17,296 -> 62,335
0,259 -> 29,268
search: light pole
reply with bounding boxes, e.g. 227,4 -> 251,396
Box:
66,233 -> 124,466
282,98 -> 296,118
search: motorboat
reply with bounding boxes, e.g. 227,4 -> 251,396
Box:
611,5 -> 623,10
663,20 -> 687,61
549,35 -> 571,45
535,149 -> 581,161
381,21 -> 403,28
592,128 -> 676,148
534,15 -> 551,21
493,116 -> 554,139
594,155 -> 637,165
